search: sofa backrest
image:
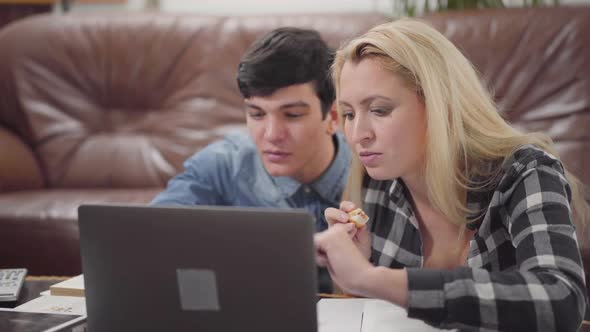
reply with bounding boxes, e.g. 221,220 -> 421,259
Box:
0,13 -> 388,189
423,7 -> 590,196
426,8 -> 590,281
0,9 -> 588,194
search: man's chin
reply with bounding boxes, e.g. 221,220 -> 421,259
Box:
263,164 -> 296,178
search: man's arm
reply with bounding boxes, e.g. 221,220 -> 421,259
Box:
150,140 -> 232,206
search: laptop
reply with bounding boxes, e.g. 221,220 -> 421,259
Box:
78,204 -> 318,332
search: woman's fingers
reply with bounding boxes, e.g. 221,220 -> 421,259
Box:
314,232 -> 330,266
313,224 -> 373,295
315,223 -> 355,251
325,201 -> 359,228
325,207 -> 351,226
316,250 -> 329,266
339,201 -> 357,212
353,226 -> 372,259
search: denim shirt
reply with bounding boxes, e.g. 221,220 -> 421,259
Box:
151,131 -> 351,232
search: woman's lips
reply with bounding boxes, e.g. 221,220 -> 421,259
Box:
264,151 -> 292,163
359,152 -> 382,166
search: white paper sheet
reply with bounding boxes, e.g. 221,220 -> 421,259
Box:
14,295 -> 86,316
318,298 -> 456,332
317,299 -> 365,332
361,299 -> 456,332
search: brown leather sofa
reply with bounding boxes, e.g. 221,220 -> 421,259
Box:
0,8 -> 588,285
0,13 -> 389,276
424,7 -> 590,290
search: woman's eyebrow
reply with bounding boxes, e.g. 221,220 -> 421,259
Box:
359,95 -> 393,106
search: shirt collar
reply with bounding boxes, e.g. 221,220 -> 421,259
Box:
271,133 -> 351,203
465,160 -> 504,230
465,187 -> 494,230
272,175 -> 301,198
387,175 -> 497,231
312,133 -> 351,202
388,178 -> 406,203
388,178 -> 420,229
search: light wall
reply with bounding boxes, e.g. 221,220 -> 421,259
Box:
158,0 -> 391,15
62,0 -> 398,15
63,0 -> 589,14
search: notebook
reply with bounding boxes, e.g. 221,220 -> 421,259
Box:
49,275 -> 84,297
78,204 -> 318,332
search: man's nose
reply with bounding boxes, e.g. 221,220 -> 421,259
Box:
263,116 -> 287,142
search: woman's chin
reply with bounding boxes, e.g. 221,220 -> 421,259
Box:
366,169 -> 398,181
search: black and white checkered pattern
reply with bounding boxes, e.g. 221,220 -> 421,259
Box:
364,145 -> 587,331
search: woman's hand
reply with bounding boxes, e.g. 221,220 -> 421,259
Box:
314,223 -> 375,296
324,201 -> 372,260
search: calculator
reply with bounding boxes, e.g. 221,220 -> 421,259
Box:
0,268 -> 27,302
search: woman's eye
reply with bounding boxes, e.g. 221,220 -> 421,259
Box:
370,108 -> 392,116
342,111 -> 354,120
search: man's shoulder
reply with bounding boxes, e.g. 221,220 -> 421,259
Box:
223,130 -> 254,146
181,130 -> 259,176
213,130 -> 255,150
188,131 -> 256,159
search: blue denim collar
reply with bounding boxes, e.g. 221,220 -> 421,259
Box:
270,133 -> 351,204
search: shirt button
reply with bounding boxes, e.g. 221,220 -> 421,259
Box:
304,186 -> 311,194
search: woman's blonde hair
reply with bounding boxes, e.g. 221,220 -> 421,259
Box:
332,18 -> 588,232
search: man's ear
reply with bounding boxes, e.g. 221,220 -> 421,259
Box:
326,104 -> 339,135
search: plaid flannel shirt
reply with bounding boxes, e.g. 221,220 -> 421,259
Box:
364,145 -> 587,331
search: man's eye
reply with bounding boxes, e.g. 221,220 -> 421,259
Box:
248,112 -> 264,119
285,113 -> 303,119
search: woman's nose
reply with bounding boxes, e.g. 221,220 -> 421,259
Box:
347,114 -> 374,145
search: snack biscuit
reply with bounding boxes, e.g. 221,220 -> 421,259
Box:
348,208 -> 369,228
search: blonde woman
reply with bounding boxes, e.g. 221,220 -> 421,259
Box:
314,18 -> 589,331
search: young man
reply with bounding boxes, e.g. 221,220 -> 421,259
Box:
151,27 -> 351,293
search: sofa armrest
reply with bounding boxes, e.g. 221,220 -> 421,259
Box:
0,126 -> 44,192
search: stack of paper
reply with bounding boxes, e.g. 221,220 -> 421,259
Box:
14,295 -> 86,316
49,275 -> 85,297
12,275 -> 87,316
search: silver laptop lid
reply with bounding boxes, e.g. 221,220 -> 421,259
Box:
79,204 -> 318,332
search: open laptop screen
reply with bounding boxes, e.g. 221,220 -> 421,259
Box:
79,204 -> 318,332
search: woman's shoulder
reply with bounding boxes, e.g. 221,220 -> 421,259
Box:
501,144 -> 565,176
494,144 -> 569,195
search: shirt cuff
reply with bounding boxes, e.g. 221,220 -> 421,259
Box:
405,267 -> 448,326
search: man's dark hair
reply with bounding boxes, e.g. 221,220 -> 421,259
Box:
236,27 -> 335,118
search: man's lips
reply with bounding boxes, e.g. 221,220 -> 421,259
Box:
264,150 -> 291,155
264,150 -> 292,162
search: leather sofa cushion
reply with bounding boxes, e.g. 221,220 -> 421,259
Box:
0,188 -> 160,275
0,127 -> 44,193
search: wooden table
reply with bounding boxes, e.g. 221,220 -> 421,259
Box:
8,277 -> 590,331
